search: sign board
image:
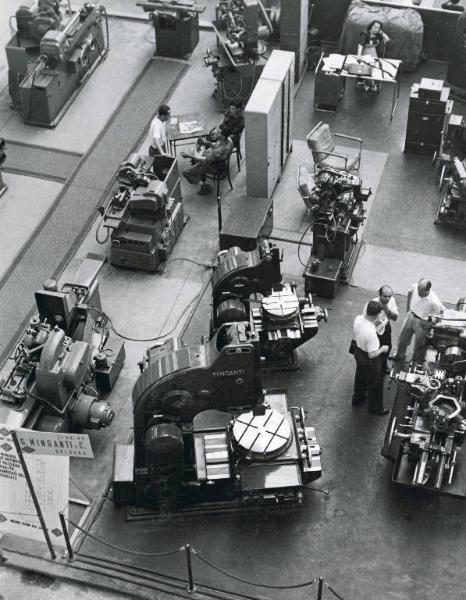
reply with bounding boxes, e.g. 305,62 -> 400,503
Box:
0,425 -> 69,547
15,430 -> 94,458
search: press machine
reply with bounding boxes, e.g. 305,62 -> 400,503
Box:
97,153 -> 186,271
5,1 -> 109,127
211,241 -> 327,368
112,321 -> 322,515
383,301 -> 466,498
0,254 -> 125,433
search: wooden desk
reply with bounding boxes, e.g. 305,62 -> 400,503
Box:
167,113 -> 208,156
314,53 -> 402,121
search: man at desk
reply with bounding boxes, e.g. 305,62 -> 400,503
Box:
441,0 -> 464,11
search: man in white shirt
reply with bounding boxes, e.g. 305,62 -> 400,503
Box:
392,278 -> 444,363
352,300 -> 390,415
364,285 -> 398,374
148,104 -> 170,157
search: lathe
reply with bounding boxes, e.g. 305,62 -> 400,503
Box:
299,166 -> 370,298
0,254 -> 125,433
211,241 -> 327,368
112,321 -> 322,514
97,153 -> 186,271
5,1 -> 109,127
383,301 -> 466,498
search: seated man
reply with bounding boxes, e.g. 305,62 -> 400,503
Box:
182,130 -> 233,195
218,99 -> 244,147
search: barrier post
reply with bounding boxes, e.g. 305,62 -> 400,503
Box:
317,576 -> 324,600
185,544 -> 196,593
59,511 -> 74,560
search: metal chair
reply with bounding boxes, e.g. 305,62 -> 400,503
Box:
306,121 -> 362,172
204,154 -> 233,197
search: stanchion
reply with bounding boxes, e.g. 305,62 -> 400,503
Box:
184,544 -> 196,593
59,511 -> 74,560
317,576 -> 324,600
10,430 -> 56,560
217,194 -> 223,243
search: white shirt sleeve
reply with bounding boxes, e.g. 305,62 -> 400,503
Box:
366,328 -> 380,354
388,296 -> 398,316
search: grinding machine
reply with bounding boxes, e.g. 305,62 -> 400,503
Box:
210,241 -> 327,368
97,153 -> 186,271
5,1 -> 109,127
0,254 -> 124,433
383,300 -> 466,498
298,166 -> 370,298
112,321 -> 322,514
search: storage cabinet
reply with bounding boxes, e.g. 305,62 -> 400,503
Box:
404,83 -> 451,157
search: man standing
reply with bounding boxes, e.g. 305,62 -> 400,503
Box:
352,300 -> 390,415
149,104 -> 171,157
392,278 -> 444,363
364,285 -> 398,374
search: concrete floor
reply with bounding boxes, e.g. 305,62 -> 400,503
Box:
1,2 -> 466,600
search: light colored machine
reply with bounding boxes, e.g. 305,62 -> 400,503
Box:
0,254 -> 125,432
5,1 -> 109,127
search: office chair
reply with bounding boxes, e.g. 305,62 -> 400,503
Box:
306,121 -> 362,172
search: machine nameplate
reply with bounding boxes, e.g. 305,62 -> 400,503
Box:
212,369 -> 246,378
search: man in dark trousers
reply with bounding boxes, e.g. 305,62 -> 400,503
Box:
364,285 -> 398,374
352,300 -> 390,415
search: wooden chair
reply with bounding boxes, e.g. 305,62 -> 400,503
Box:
306,122 -> 362,172
230,130 -> 244,171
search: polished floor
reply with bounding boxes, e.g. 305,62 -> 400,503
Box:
1,2 -> 466,599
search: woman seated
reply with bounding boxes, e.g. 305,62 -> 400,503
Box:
357,20 -> 390,92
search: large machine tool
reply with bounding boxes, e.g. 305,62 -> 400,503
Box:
298,166 -> 370,298
383,301 -> 466,498
112,321 -> 322,514
435,156 -> 466,225
211,241 -> 327,368
0,254 -> 125,432
5,1 -> 109,127
97,153 -> 186,271
204,0 -> 273,106
137,0 -> 205,59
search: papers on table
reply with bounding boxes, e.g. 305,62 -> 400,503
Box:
322,54 -> 346,72
179,121 -> 203,134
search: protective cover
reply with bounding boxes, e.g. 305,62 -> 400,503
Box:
338,0 -> 424,72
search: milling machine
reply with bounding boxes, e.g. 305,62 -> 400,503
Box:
112,321 -> 322,514
97,153 -> 186,271
204,0 -> 273,107
211,241 -> 327,368
435,157 -> 466,225
0,254 -> 125,433
5,1 -> 109,127
383,300 -> 466,498
298,166 -> 370,298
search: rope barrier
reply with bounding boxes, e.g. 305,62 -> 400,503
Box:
192,548 -> 317,590
67,518 -> 183,558
325,581 -> 346,600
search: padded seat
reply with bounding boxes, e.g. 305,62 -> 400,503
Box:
306,121 -> 362,172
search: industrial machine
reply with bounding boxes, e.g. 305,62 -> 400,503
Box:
211,242 -> 327,368
299,166 -> 370,298
97,153 -> 186,271
383,302 -> 466,498
204,0 -> 273,107
137,0 -> 205,59
5,1 -> 109,127
0,254 -> 125,433
435,156 -> 466,225
112,321 -> 322,514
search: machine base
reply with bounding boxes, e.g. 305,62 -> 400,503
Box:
260,349 -> 299,372
303,241 -> 361,298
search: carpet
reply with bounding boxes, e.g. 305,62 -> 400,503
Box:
0,58 -> 189,363
2,142 -> 81,183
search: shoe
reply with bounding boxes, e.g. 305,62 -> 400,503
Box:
197,183 -> 213,196
369,408 -> 389,416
